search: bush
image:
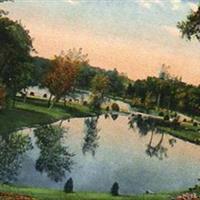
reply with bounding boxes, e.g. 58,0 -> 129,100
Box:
110,182 -> 119,196
111,103 -> 120,112
64,178 -> 73,193
83,101 -> 88,106
158,111 -> 164,117
183,118 -> 187,122
193,122 -> 198,127
163,114 -> 169,121
106,106 -> 110,112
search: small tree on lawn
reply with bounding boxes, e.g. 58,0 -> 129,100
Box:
110,182 -> 119,196
64,177 -> 73,193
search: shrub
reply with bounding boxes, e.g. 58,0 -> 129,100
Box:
163,114 -> 169,121
158,111 -> 164,117
64,178 -> 73,193
183,118 -> 187,122
111,103 -> 120,112
193,122 -> 198,127
110,182 -> 119,196
83,101 -> 88,106
106,106 -> 110,112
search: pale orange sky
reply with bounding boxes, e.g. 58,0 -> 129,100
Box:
1,0 -> 200,85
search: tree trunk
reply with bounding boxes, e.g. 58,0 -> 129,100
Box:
156,93 -> 161,109
48,97 -> 56,109
48,94 -> 53,107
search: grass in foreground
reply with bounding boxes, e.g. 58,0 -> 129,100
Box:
0,184 -> 172,200
0,97 -> 95,134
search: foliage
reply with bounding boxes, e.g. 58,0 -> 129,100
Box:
91,74 -> 109,95
111,103 -> 120,112
76,66 -> 128,97
106,68 -> 126,96
90,74 -> 110,110
82,117 -> 100,156
0,16 -> 34,105
34,125 -> 74,182
0,132 -> 32,183
64,177 -> 73,193
126,76 -> 200,116
177,5 -> 200,41
43,49 -> 88,107
110,182 -> 119,196
30,57 -> 52,87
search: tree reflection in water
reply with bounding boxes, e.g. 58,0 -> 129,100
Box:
82,117 -> 100,156
34,125 -> 74,182
0,132 -> 32,183
128,114 -> 176,160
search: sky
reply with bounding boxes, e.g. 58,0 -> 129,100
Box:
1,0 -> 200,85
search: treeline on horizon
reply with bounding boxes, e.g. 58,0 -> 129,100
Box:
31,56 -> 200,116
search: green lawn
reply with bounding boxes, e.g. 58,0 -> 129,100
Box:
0,97 -> 95,134
0,184 -> 172,200
159,123 -> 200,145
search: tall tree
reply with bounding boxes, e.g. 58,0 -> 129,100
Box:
43,48 -> 88,108
90,74 -> 109,110
0,16 -> 34,106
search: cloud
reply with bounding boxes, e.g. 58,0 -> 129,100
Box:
170,0 -> 182,10
162,25 -> 180,38
65,0 -> 79,5
137,0 -> 163,9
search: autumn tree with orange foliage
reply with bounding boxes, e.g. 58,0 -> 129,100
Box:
43,48 -> 88,108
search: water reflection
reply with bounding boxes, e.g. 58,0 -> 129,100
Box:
82,117 -> 100,156
146,132 -> 168,160
128,114 -> 156,136
128,114 -> 176,160
34,125 -> 74,182
0,132 -> 32,183
2,115 -> 199,194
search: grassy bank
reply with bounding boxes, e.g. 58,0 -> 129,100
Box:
159,124 -> 200,145
0,97 -> 95,134
0,184 -> 172,200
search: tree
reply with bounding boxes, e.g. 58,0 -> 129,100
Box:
0,16 -> 34,106
177,5 -> 200,41
43,48 -> 88,108
90,74 -> 110,110
106,68 -> 125,96
64,178 -> 73,193
0,132 -> 32,183
34,125 -> 74,182
110,182 -> 119,196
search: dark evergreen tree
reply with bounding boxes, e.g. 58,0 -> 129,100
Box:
110,182 -> 119,196
64,177 -> 73,193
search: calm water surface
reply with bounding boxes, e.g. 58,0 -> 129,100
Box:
14,115 -> 200,194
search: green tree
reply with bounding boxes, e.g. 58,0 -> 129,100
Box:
34,125 -> 74,182
90,74 -> 109,110
177,5 -> 200,40
0,16 -> 34,106
64,178 -> 73,193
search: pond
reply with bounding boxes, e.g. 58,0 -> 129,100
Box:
1,115 -> 200,194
